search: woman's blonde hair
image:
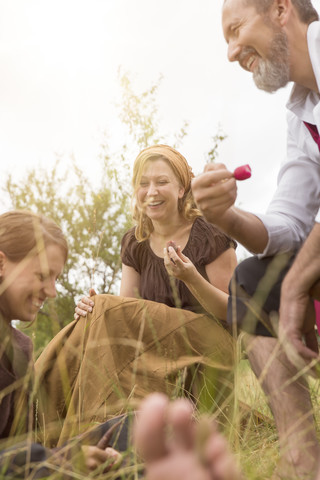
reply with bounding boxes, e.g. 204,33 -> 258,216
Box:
131,144 -> 201,242
0,210 -> 68,263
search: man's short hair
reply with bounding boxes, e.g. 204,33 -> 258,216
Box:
246,0 -> 319,24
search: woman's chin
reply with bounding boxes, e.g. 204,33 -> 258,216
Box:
146,209 -> 167,221
19,310 -> 38,323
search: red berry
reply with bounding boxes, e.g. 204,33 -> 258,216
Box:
233,164 -> 251,181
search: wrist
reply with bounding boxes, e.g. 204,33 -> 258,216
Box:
281,275 -> 307,306
208,209 -> 234,232
180,267 -> 200,285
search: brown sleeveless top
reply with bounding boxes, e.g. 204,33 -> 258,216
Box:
121,216 -> 236,315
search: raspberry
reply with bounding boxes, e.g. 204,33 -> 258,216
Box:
233,164 -> 251,181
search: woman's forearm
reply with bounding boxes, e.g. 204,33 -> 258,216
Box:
183,271 -> 229,320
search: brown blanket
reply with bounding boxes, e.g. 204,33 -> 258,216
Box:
35,295 -> 234,447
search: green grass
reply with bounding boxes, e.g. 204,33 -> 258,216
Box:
4,354 -> 320,479
7,313 -> 320,480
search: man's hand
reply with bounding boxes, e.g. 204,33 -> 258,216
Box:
278,224 -> 320,373
278,285 -> 319,373
191,163 -> 236,225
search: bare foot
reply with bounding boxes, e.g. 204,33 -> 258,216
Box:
133,393 -> 243,480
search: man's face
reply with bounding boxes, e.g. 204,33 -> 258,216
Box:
222,0 -> 290,92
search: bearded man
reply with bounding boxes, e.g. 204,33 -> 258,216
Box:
191,0 -> 320,478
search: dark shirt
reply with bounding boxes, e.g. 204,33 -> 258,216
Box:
0,320 -> 33,440
121,216 -> 236,315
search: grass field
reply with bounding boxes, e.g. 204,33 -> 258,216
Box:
4,325 -> 320,479
230,357 -> 320,480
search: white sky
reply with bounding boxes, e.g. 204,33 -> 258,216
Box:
1,0 -> 320,252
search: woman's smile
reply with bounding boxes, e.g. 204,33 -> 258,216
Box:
146,198 -> 164,208
137,159 -> 184,220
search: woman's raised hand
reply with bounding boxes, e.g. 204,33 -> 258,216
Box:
74,288 -> 97,320
164,246 -> 196,282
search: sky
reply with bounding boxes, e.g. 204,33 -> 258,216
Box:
1,0 -> 320,253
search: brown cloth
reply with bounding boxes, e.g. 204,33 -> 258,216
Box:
35,294 -> 234,447
0,318 -> 34,442
121,216 -> 236,313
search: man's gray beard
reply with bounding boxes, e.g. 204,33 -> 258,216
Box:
253,30 -> 290,93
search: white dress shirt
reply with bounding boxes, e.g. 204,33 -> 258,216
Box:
256,21 -> 320,257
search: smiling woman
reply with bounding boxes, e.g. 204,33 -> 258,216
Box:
75,144 -> 238,321
0,211 -> 125,477
0,243 -> 65,324
120,144 -> 237,320
0,211 -> 68,440
0,211 -> 68,324
48,145 -> 239,448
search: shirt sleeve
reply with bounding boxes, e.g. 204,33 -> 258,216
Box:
120,228 -> 141,273
255,116 -> 320,257
189,217 -> 237,266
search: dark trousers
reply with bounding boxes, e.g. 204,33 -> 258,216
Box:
227,253 -> 295,337
0,414 -> 132,479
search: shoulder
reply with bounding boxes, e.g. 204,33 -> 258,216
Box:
192,217 -> 236,246
188,217 -> 237,265
121,227 -> 137,251
121,226 -> 139,261
12,328 -> 33,360
121,227 -> 148,272
307,21 -> 320,58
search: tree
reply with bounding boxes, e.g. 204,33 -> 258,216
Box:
205,126 -> 227,164
3,71 -> 190,355
6,153 -> 132,352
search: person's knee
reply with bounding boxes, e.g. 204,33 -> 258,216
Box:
227,255 -> 289,337
0,442 -> 50,478
228,256 -> 272,297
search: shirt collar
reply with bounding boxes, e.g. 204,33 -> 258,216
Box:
286,21 -> 320,123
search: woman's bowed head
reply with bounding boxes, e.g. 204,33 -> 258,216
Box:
0,210 -> 68,324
